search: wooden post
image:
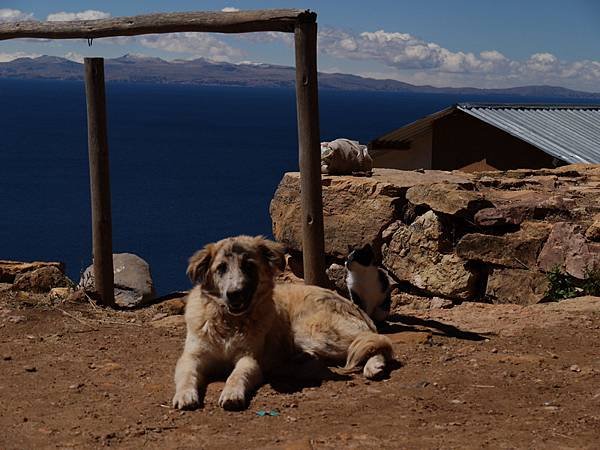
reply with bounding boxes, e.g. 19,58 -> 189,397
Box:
84,58 -> 115,307
294,18 -> 326,287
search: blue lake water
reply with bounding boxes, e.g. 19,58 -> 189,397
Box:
1,78 -> 598,293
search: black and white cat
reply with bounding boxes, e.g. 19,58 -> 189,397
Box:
345,244 -> 392,322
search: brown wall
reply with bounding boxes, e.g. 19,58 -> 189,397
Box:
371,132 -> 432,170
432,111 -> 564,171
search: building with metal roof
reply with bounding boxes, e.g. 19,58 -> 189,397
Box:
368,104 -> 600,172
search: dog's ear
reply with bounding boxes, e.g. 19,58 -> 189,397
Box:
187,244 -> 214,284
255,236 -> 286,274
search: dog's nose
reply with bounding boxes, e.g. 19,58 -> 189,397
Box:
226,289 -> 245,306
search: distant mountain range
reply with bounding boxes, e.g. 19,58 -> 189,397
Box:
1,54 -> 599,98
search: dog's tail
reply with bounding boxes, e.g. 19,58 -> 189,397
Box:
338,332 -> 393,379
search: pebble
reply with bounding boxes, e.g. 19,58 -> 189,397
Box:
570,364 -> 581,372
491,348 -> 498,354
8,316 -> 25,323
152,313 -> 168,322
24,365 -> 37,372
2,355 -> 11,361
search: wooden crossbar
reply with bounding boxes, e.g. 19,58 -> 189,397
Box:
0,9 -> 315,40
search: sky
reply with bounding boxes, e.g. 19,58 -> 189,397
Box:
1,0 -> 599,91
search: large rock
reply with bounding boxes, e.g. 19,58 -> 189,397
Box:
585,214 -> 600,242
325,263 -> 348,297
0,260 -> 64,283
80,253 -> 156,308
537,223 -> 600,279
405,183 -> 491,217
270,169 -> 472,258
270,165 -> 600,306
474,195 -> 574,227
486,268 -> 549,305
383,211 -> 478,300
456,222 -> 551,269
12,266 -> 70,293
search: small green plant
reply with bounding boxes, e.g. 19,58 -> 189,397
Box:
546,266 -> 578,300
545,264 -> 600,300
582,266 -> 600,296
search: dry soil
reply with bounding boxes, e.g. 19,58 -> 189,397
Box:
1,288 -> 599,449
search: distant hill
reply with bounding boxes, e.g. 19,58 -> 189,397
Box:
1,54 -> 599,98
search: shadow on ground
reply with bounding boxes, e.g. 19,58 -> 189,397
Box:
379,313 -> 490,341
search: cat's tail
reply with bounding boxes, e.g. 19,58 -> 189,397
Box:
339,332 -> 394,379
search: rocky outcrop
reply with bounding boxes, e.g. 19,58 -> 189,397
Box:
486,268 -> 549,305
586,214 -> 600,242
271,164 -> 600,305
12,266 -> 71,293
456,222 -> 551,269
270,170 -> 472,258
383,211 -> 478,299
325,263 -> 347,296
0,260 -> 64,283
405,183 -> 490,217
473,194 -> 574,227
537,223 -> 600,279
80,253 -> 156,308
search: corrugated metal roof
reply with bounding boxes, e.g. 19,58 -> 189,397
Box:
457,104 -> 600,164
370,103 -> 600,164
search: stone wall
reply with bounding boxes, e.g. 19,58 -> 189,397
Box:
270,165 -> 600,305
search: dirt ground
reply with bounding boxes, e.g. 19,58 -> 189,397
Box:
1,287 -> 599,450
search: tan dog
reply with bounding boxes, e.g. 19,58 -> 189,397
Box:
172,235 -> 393,411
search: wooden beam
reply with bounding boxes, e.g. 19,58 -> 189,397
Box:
0,10 -> 315,40
294,20 -> 327,287
84,58 -> 115,307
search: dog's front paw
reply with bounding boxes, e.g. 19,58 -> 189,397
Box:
218,385 -> 247,411
172,388 -> 200,410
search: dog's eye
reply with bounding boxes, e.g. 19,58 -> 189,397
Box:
216,262 -> 228,275
241,258 -> 255,272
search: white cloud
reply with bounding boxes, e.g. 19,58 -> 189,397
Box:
241,31 -> 293,45
317,27 -> 600,91
0,52 -> 42,62
318,28 -> 510,73
0,8 -> 34,22
47,10 -> 111,22
95,36 -> 136,45
221,7 -> 240,12
139,33 -> 243,62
